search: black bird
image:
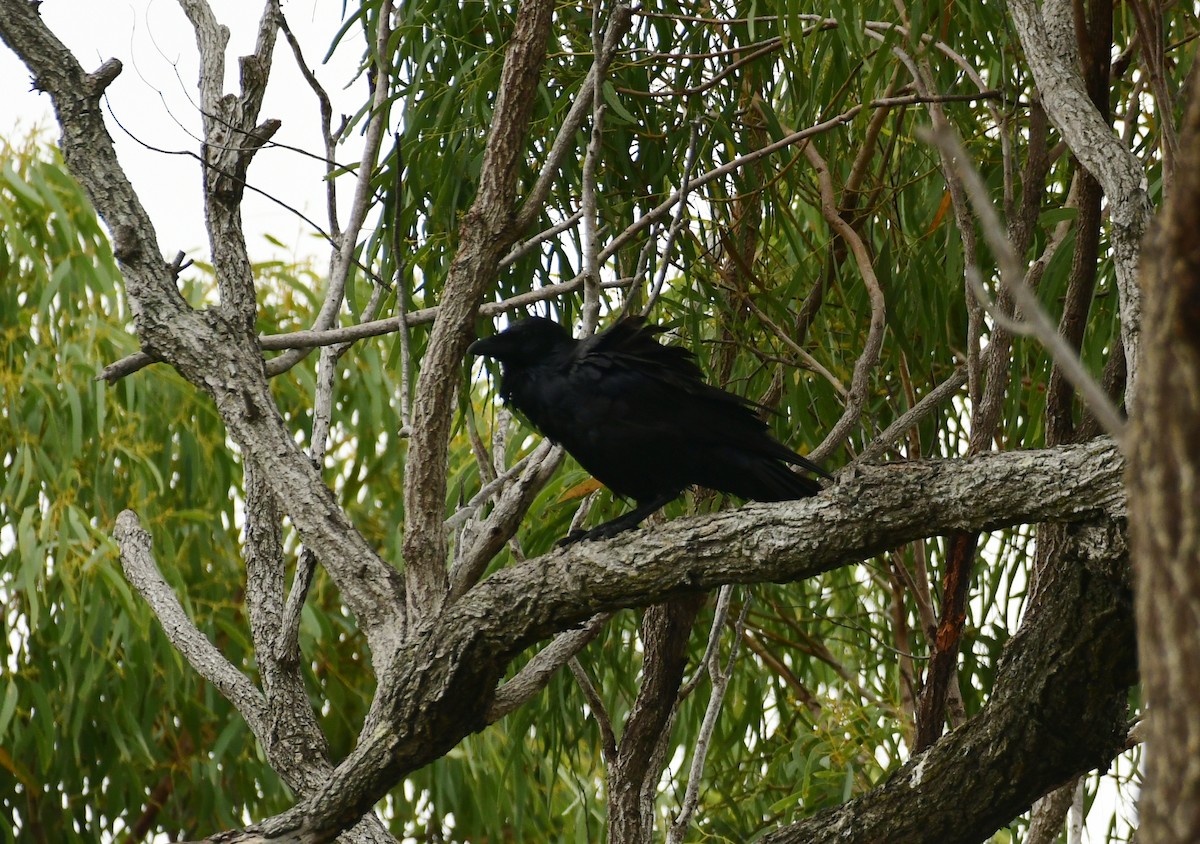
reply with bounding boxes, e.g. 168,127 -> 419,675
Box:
468,317 -> 830,543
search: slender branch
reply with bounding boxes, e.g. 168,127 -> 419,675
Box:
113,511 -> 268,736
515,3 -> 634,233
487,613 -> 613,721
447,440 -> 563,601
642,121 -> 701,316
579,0 -> 606,336
95,276 -> 634,383
805,143 -> 887,464
921,125 -> 1127,444
856,368 -> 969,464
276,5 -> 340,238
570,658 -> 618,762
390,133 -> 414,430
264,0 -> 395,378
678,584 -> 734,702
500,208 -> 587,269
667,591 -> 750,844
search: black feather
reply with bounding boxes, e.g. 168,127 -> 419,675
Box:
469,317 -> 829,542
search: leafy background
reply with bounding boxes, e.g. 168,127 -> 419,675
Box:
2,0 -> 1176,838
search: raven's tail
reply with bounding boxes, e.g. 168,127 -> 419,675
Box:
741,459 -> 824,501
702,449 -> 826,502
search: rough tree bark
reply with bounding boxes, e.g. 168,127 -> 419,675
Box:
606,597 -> 704,844
763,517 -> 1135,843
1128,64 -> 1200,844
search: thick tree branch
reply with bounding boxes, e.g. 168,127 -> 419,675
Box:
1008,0 -> 1151,398
204,440 -> 1123,843
1128,56 -> 1200,844
0,0 -> 407,667
113,511 -> 268,736
401,0 -> 556,618
761,517 -> 1133,843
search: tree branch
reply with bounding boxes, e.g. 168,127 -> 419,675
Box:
113,511 -> 268,737
0,0 -> 407,668
487,612 -> 613,721
401,0 -> 556,618
207,440 -> 1124,843
1008,0 -> 1151,400
760,517 -> 1133,843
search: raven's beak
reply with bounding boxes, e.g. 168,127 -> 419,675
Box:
467,335 -> 501,358
465,331 -> 508,357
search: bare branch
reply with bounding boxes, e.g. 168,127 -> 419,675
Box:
95,275 -> 634,383
921,125 -> 1127,444
641,121 -> 701,317
1008,0 -> 1151,398
579,0 -> 606,336
447,440 -> 563,601
856,368 -> 969,464
264,0 -> 396,378
488,613 -> 613,721
805,143 -> 887,464
113,510 -> 267,736
515,3 -> 635,233
570,657 -> 618,762
667,590 -> 750,844
678,584 -> 734,702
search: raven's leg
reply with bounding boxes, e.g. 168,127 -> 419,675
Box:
559,490 -> 682,546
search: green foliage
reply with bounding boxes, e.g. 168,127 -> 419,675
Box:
3,0 -> 1180,835
0,138 -> 379,840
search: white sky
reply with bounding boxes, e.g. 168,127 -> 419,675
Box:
0,0 -> 366,264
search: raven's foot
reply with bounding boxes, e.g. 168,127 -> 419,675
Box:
556,517 -> 641,547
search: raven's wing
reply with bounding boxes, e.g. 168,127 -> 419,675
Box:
550,319 -> 826,502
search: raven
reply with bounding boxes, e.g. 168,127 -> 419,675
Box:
468,317 -> 830,543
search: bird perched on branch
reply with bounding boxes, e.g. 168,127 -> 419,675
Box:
468,316 -> 830,544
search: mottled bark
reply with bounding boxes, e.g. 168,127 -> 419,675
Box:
607,597 -> 704,844
1128,65 -> 1200,844
232,442 -> 1124,843
401,0 -> 555,618
762,518 -> 1134,844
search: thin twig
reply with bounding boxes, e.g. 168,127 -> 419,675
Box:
570,657 -> 618,762
921,125 -> 1127,443
856,367 -> 968,463
805,143 -> 887,464
264,0 -> 395,378
515,3 -> 634,233
96,276 -> 635,382
667,590 -> 751,844
391,132 -> 413,429
276,4 -> 340,237
642,121 -> 701,316
678,584 -> 734,701
580,0 -> 606,336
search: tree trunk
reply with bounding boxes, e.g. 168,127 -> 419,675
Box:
1128,66 -> 1200,844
